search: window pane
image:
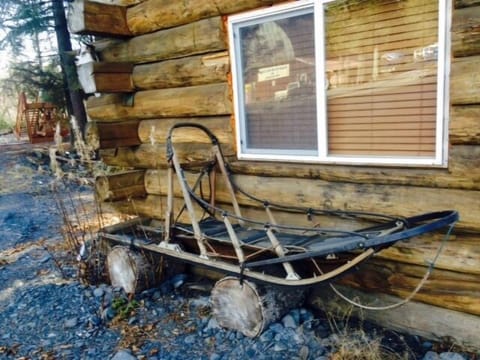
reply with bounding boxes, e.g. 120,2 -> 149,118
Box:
238,10 -> 317,153
324,0 -> 438,157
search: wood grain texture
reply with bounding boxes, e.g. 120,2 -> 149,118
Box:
141,169 -> 479,232
126,0 -> 285,35
452,6 -> 480,57
138,117 -> 233,145
450,105 -> 480,144
95,170 -> 146,201
67,0 -> 132,36
450,55 -> 480,104
100,17 -> 226,64
309,285 -> 480,351
132,52 -> 229,90
211,277 -> 306,337
87,83 -> 231,121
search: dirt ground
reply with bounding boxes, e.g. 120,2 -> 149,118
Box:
0,132 -> 121,288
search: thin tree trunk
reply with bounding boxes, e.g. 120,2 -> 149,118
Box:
51,0 -> 87,139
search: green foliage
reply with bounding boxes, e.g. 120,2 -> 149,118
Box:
0,117 -> 12,132
112,297 -> 139,320
0,0 -> 88,137
0,0 -> 74,112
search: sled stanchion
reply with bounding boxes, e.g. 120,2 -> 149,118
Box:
265,203 -> 277,226
170,150 -> 208,258
164,164 -> 174,242
223,214 -> 246,264
214,144 -> 244,226
265,227 -> 300,280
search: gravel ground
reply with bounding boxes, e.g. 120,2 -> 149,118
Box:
0,134 -> 475,360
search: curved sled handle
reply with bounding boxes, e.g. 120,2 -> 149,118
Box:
166,122 -> 219,161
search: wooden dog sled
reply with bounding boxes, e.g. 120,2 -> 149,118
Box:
100,123 -> 459,288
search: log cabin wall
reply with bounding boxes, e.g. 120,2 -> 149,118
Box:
71,0 -> 480,349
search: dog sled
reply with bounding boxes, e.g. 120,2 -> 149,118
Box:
100,123 -> 458,288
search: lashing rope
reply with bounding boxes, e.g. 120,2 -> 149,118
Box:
328,221 -> 457,311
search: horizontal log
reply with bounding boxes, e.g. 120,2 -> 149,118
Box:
87,0 -> 142,5
143,169 -> 479,232
375,232 -> 480,275
450,55 -> 480,104
95,170 -> 146,201
97,121 -> 141,148
100,17 -> 226,64
309,285 -> 480,351
455,0 -> 480,8
338,260 -> 480,316
101,193 -> 373,230
77,62 -> 134,94
126,0 -> 285,35
138,117 -> 233,145
100,195 -> 160,219
99,142 -> 235,168
452,6 -> 480,57
87,83 -> 231,121
229,145 -> 480,191
86,121 -> 141,149
67,0 -> 132,37
97,143 -> 480,191
132,52 -> 229,90
450,105 -> 480,144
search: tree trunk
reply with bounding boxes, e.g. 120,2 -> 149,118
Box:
107,246 -> 154,294
52,0 -> 88,140
210,276 -> 306,337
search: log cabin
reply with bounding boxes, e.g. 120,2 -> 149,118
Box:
68,0 -> 480,349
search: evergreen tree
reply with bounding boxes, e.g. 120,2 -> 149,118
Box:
0,0 -> 87,139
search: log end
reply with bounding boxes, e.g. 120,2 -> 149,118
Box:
210,277 -> 265,337
107,246 -> 152,294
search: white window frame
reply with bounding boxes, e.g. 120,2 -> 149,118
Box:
228,0 -> 451,167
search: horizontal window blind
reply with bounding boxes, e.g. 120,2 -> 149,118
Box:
324,0 -> 439,157
238,10 -> 318,153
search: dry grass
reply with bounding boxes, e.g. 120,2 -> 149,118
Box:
329,329 -> 411,360
325,306 -> 414,360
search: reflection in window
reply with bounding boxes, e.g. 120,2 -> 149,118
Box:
229,0 -> 448,165
324,0 -> 439,157
237,9 -> 317,153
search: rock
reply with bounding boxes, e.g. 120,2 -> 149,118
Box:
259,329 -> 274,343
299,345 -> 309,360
111,349 -> 137,360
101,306 -> 116,321
422,351 -> 440,360
38,254 -> 51,263
93,287 -> 105,298
203,317 -> 220,333
184,334 -> 196,345
439,353 -> 467,360
64,317 -> 78,329
273,342 -> 288,352
282,314 -> 297,328
269,322 -> 284,334
171,273 -> 188,288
